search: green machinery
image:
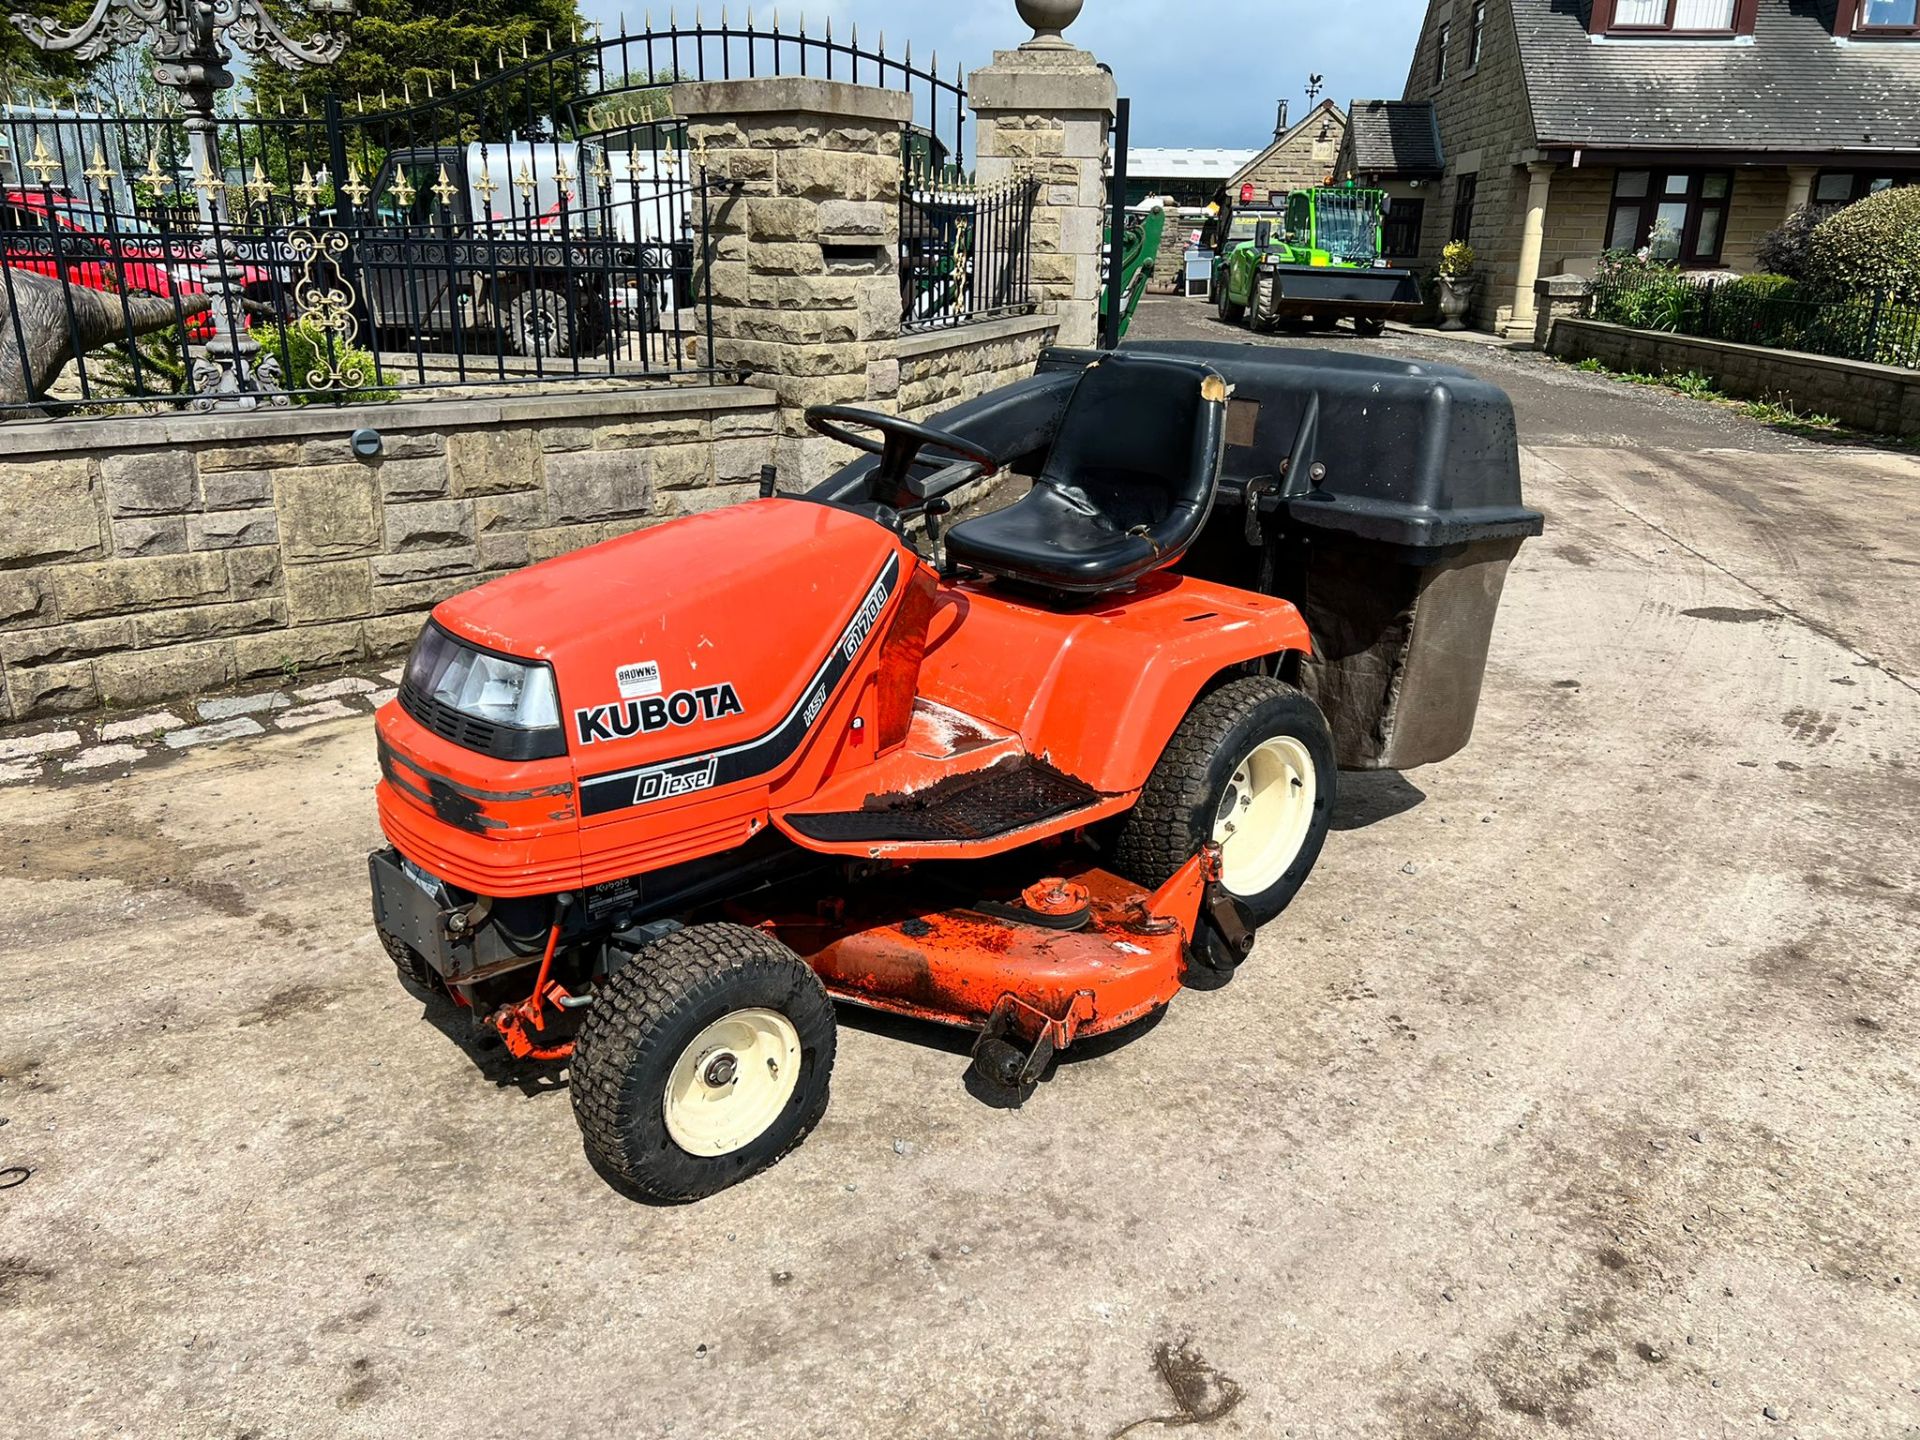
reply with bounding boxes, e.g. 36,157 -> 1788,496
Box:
1098,203 -> 1168,342
1212,185 -> 1422,337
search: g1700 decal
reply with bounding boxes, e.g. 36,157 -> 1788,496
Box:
574,684 -> 743,746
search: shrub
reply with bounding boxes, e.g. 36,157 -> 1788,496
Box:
1809,186 -> 1920,304
253,319 -> 391,406
1755,205 -> 1822,282
1592,249 -> 1699,332
1435,240 -> 1476,278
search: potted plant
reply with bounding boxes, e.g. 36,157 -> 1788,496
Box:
1434,241 -> 1478,331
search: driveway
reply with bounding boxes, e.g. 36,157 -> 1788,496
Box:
2,297 -> 1916,1440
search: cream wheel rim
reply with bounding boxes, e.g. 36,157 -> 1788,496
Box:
1212,736 -> 1317,897
662,1008 -> 802,1157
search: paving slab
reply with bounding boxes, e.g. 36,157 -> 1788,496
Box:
366,688 -> 398,710
99,711 -> 186,742
275,700 -> 356,731
62,744 -> 147,773
0,759 -> 36,784
163,717 -> 266,748
196,693 -> 289,721
293,676 -> 379,702
0,730 -> 81,762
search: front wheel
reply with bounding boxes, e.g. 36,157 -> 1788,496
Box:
1253,273 -> 1282,331
570,923 -> 836,1203
505,286 -> 577,358
1113,676 -> 1336,925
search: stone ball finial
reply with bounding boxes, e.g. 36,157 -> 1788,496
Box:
1017,0 -> 1084,48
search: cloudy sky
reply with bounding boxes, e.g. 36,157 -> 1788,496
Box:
576,0 -> 1430,149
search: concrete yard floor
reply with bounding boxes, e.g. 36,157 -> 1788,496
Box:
3,297 -> 1917,1439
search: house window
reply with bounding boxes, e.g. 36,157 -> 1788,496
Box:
1608,0 -> 1738,31
1814,171 -> 1915,208
1468,2 -> 1488,65
1607,170 -> 1733,264
1856,0 -> 1920,31
1435,22 -> 1450,83
1451,174 -> 1478,243
1382,197 -> 1426,257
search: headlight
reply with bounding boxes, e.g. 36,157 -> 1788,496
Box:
401,623 -> 565,758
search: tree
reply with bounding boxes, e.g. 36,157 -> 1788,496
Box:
248,0 -> 591,136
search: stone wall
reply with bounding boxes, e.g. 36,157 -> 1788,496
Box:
896,313 -> 1059,419
0,387 -> 776,721
1547,319 -> 1920,438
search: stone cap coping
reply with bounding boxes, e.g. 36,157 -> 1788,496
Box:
673,76 -> 911,126
1557,318 -> 1920,385
1536,274 -> 1593,297
894,310 -> 1057,361
969,50 -> 1117,115
0,383 -> 776,458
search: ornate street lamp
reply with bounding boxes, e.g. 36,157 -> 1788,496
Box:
8,0 -> 354,407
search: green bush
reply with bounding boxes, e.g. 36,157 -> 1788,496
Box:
253,319 -> 391,406
1809,187 -> 1920,304
1592,249 -> 1700,332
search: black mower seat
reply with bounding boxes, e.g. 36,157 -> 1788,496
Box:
943,352 -> 1227,596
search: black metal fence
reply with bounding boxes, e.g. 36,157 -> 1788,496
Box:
0,17 -> 976,415
1591,269 -> 1920,372
900,163 -> 1038,332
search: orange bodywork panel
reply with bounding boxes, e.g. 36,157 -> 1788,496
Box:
374,497 -> 1313,897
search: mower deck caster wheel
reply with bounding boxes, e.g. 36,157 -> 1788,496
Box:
570,923 -> 836,1203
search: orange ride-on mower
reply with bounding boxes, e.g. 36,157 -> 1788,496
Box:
370,346 -> 1541,1201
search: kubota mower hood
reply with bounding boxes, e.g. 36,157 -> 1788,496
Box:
430,499 -> 912,803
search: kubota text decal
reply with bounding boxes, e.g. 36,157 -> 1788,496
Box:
573,684 -> 745,746
575,552 -> 902,818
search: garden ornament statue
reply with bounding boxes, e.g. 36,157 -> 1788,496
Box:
1017,0 -> 1085,48
8,0 -> 356,409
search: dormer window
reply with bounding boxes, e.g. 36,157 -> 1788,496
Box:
1854,0 -> 1920,34
1598,0 -> 1747,34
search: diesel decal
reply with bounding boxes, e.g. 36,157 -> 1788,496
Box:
575,683 -> 744,746
634,757 -> 719,805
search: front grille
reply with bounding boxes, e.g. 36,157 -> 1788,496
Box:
398,679 -> 566,761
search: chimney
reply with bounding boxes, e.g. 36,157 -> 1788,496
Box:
1275,99 -> 1290,139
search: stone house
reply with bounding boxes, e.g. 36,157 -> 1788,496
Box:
1343,0 -> 1920,335
1227,99 -> 1348,205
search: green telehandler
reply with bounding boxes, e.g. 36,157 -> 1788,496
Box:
1211,184 -> 1422,337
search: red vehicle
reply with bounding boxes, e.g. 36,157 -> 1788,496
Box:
0,190 -> 270,340
369,344 -> 1543,1202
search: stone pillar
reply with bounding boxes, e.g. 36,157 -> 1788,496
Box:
1533,272 -> 1593,351
968,47 -> 1116,348
674,77 -> 910,487
1506,161 -> 1556,339
1785,165 -> 1818,217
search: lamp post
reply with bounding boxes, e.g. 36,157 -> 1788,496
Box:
8,0 -> 354,408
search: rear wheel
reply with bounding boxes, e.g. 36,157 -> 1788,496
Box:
1113,676 -> 1336,926
506,286 -> 577,358
570,923 -> 836,1203
1216,277 -> 1245,324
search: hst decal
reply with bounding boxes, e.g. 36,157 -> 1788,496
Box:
574,683 -> 745,746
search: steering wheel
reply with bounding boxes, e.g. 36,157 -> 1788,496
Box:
806,405 -> 1002,510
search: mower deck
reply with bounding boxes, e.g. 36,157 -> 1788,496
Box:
746,848 -> 1216,1059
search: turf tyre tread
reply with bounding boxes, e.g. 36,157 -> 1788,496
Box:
1112,675 -> 1335,925
571,923 -> 835,1203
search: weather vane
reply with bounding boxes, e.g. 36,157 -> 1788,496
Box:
1306,73 -> 1325,105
